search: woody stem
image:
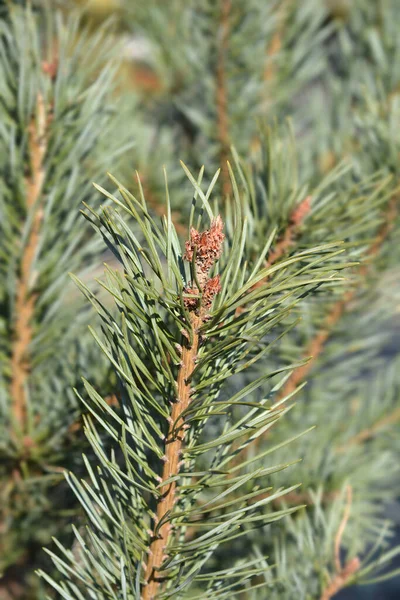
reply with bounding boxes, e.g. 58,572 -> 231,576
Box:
10,94 -> 47,432
142,314 -> 201,600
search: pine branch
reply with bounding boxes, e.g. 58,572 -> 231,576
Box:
38,165 -> 352,599
216,0 -> 232,198
10,93 -> 48,432
235,195 -> 312,316
276,194 -> 398,401
143,313 -> 200,598
142,217 -> 224,598
320,486 -> 360,600
1,7 -> 134,591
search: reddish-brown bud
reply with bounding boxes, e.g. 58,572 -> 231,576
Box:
183,216 -> 224,312
184,216 -> 225,278
183,285 -> 200,310
203,275 -> 222,309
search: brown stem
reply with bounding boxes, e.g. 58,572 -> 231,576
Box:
277,195 -> 398,402
320,557 -> 360,600
235,196 -> 312,317
216,0 -> 231,198
320,486 -> 360,600
10,94 -> 47,431
142,314 -> 201,600
143,217 -> 224,597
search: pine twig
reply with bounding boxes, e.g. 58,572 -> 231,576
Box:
142,218 -> 224,599
216,0 -> 232,198
142,314 -> 201,599
320,486 -> 360,600
277,195 -> 398,402
10,93 -> 48,431
235,195 -> 311,317
232,194 -> 396,466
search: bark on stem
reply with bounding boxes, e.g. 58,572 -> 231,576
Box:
10,94 -> 47,431
142,314 -> 201,600
142,217 -> 224,598
320,486 -> 360,600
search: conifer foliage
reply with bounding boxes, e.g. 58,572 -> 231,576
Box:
1,0 -> 400,599
0,3 -> 131,595
38,166 -> 353,598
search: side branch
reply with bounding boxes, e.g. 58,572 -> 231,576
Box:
10,94 -> 47,430
320,486 -> 360,600
236,197 -> 311,320
278,195 -> 398,402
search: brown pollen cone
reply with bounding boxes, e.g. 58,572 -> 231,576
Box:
183,216 -> 224,311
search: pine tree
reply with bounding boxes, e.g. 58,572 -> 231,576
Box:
2,0 -> 400,598
0,3 -> 132,596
